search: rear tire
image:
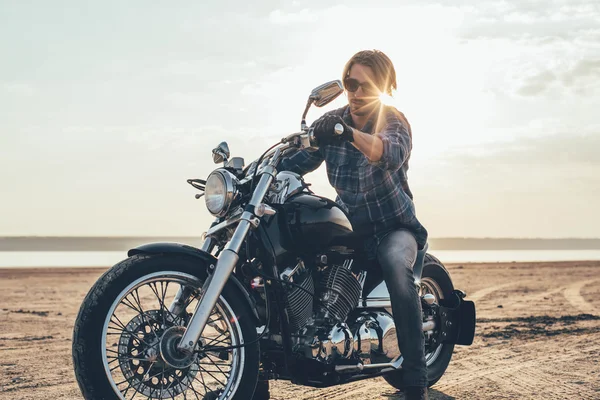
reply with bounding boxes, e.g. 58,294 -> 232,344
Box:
384,253 -> 455,389
72,253 -> 260,400
252,379 -> 270,399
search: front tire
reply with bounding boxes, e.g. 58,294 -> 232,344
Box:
384,253 -> 455,389
72,254 -> 260,400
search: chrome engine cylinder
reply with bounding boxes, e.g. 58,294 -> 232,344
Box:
353,312 -> 400,364
318,323 -> 354,362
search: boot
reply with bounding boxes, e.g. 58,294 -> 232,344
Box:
404,386 -> 428,400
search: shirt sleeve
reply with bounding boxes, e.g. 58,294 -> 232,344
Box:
278,147 -> 325,176
369,107 -> 412,172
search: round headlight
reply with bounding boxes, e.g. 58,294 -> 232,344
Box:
205,170 -> 236,217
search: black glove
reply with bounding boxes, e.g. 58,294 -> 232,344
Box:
312,115 -> 354,145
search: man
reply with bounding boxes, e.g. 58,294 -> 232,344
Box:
279,50 -> 429,400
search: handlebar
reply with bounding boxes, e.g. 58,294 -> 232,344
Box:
244,122 -> 346,184
281,123 -> 343,144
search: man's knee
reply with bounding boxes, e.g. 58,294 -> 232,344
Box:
377,230 -> 418,271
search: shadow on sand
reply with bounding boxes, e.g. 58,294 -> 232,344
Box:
382,388 -> 456,399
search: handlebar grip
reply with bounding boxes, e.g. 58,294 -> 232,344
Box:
334,123 -> 344,136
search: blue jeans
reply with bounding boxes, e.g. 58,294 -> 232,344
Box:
376,229 -> 427,388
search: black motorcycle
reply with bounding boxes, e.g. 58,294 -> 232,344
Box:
72,80 -> 476,400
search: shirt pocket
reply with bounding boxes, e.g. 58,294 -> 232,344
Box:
325,150 -> 354,191
357,156 -> 386,193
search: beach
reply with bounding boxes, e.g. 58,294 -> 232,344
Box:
1,260 -> 599,399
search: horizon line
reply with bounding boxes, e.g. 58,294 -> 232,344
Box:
1,236 -> 600,240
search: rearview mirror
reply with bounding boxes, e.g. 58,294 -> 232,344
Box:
212,142 -> 230,164
309,80 -> 344,107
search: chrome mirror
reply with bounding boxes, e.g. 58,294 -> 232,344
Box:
309,80 -> 344,107
212,142 -> 230,164
301,80 -> 344,130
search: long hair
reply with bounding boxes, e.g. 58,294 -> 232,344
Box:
343,50 -> 410,136
342,50 -> 397,96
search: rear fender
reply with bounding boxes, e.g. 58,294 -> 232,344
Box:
128,242 -> 262,325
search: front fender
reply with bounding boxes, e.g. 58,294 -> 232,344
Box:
128,242 -> 262,325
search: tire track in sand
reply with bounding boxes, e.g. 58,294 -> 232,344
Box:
563,278 -> 600,315
468,283 -> 517,302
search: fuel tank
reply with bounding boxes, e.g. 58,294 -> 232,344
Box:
281,194 -> 353,254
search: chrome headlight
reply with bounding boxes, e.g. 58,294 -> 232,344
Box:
205,169 -> 237,217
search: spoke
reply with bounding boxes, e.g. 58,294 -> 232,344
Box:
157,363 -> 166,400
203,335 -> 231,347
121,294 -> 157,340
149,282 -> 173,326
204,354 -> 229,376
201,331 -> 231,347
202,338 -> 230,349
121,295 -> 142,315
187,379 -> 203,400
128,375 -> 146,400
193,369 -> 210,396
181,288 -> 201,310
110,362 -> 124,373
179,381 -> 188,400
159,281 -> 169,327
115,375 -> 138,398
109,315 -> 151,346
131,288 -> 156,336
197,365 -> 227,387
207,319 -> 228,336
195,369 -> 228,374
108,355 -> 140,371
197,360 -> 232,367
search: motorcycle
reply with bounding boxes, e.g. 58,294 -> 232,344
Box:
72,80 -> 476,400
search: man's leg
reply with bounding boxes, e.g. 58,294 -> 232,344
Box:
376,229 -> 427,388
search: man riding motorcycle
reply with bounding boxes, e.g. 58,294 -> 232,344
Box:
279,49 -> 430,400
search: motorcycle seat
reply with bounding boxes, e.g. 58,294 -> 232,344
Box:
413,242 -> 429,281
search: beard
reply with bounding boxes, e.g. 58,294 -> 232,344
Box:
350,97 -> 381,117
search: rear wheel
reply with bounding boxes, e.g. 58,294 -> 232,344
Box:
384,253 -> 455,389
252,379 -> 270,399
72,254 -> 260,399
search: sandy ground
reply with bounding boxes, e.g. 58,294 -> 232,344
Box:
0,260 -> 599,399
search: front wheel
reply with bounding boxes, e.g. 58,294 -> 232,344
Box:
72,254 -> 260,400
384,253 -> 455,389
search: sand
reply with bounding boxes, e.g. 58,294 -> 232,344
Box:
1,260 -> 599,399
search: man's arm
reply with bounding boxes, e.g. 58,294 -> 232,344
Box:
351,109 -> 412,171
278,147 -> 325,176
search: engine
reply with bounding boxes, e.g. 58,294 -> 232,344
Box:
318,262 -> 362,321
280,255 -> 400,365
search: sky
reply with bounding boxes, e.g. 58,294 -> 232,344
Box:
1,0 -> 599,238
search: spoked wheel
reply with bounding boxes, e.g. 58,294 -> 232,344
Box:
384,253 -> 455,390
420,273 -> 447,369
73,254 -> 260,400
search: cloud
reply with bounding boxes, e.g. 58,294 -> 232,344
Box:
442,132 -> 600,178
514,58 -> 600,97
563,59 -> 600,86
457,0 -> 600,41
517,70 -> 557,96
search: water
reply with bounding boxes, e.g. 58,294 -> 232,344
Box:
431,250 -> 600,263
0,251 -> 126,268
1,250 -> 600,268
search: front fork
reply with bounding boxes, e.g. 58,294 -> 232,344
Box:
176,165 -> 278,354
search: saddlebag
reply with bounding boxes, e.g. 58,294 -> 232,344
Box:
438,290 -> 476,345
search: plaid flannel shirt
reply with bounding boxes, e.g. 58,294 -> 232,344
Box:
279,105 -> 428,252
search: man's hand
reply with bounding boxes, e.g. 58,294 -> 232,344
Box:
312,115 -> 354,145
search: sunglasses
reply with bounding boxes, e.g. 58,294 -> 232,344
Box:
343,77 -> 380,95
